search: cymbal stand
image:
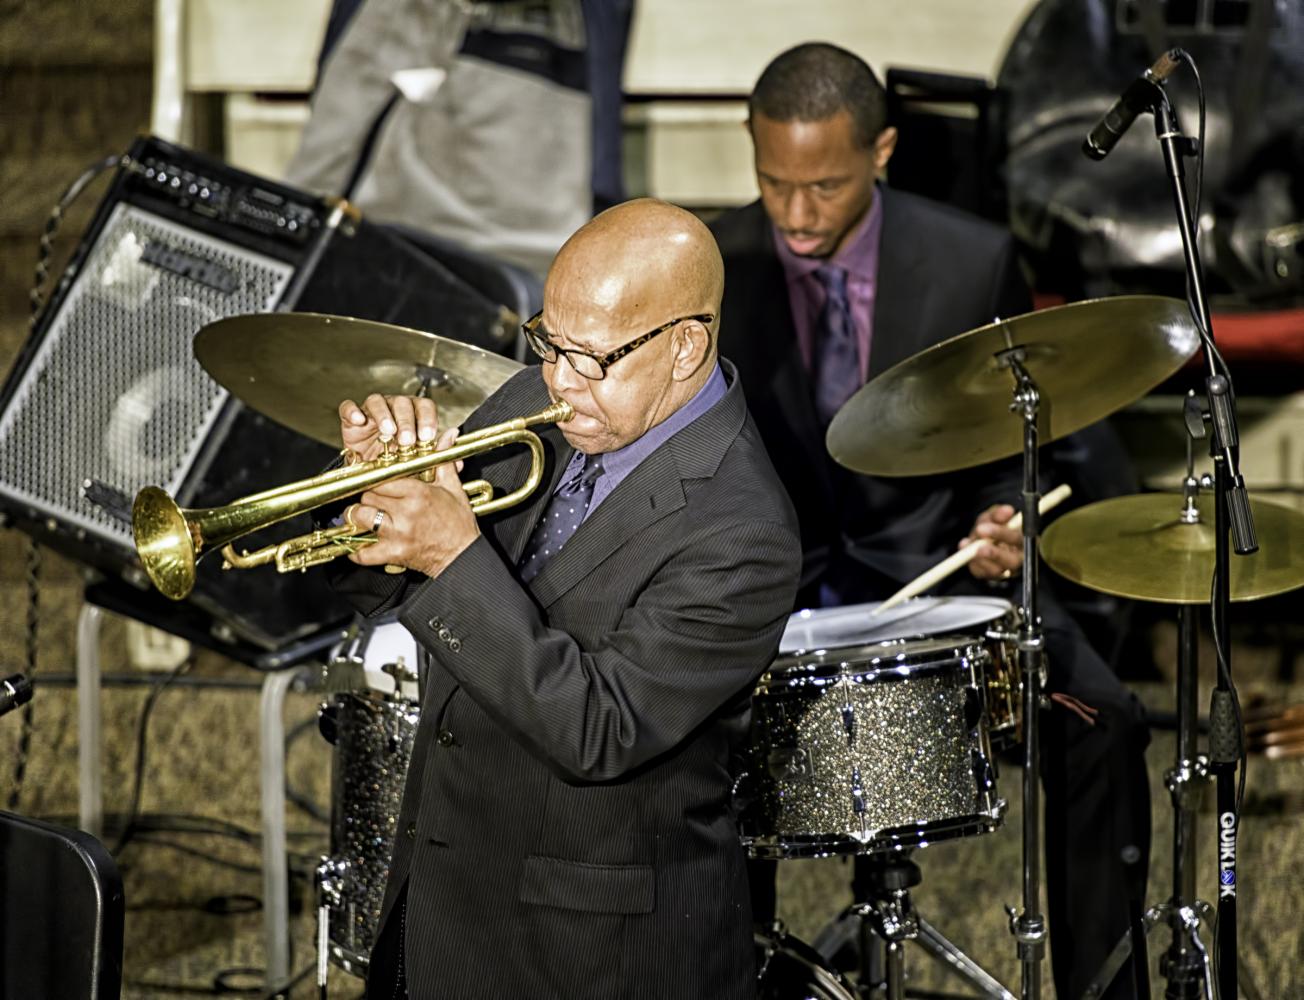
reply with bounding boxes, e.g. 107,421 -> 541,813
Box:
996,347 -> 1047,1000
1081,424 -> 1215,1000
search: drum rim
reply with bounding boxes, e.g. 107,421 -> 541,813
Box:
762,636 -> 990,688
754,927 -> 858,998
328,940 -> 370,977
779,596 -> 1015,651
743,801 -> 1007,859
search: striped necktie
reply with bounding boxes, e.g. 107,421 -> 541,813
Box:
812,264 -> 861,425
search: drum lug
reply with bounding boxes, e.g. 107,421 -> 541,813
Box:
317,701 -> 340,745
382,656 -> 420,702
317,855 -> 348,909
964,685 -> 985,731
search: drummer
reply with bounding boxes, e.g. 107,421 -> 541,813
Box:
711,43 -> 1152,1000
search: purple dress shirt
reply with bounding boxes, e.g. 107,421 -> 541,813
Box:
773,186 -> 885,383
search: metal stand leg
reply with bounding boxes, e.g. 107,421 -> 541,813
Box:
260,666 -> 303,993
916,917 -> 1017,1000
316,857 -> 345,1000
1083,901 -> 1214,1000
76,603 -> 104,840
856,892 -> 916,1000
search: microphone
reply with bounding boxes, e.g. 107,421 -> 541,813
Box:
1,673 -> 33,718
1082,49 -> 1182,161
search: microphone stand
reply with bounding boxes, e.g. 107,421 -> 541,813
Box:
1151,87 -> 1257,1000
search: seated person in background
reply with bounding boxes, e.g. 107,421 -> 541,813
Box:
328,197 -> 802,999
711,42 -> 1152,1000
288,0 -> 634,277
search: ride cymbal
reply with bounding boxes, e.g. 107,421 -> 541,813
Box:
195,313 -> 523,446
1041,492 -> 1304,604
827,296 -> 1200,477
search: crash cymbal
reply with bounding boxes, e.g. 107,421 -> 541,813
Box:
827,296 -> 1200,477
195,313 -> 523,446
1041,493 -> 1304,604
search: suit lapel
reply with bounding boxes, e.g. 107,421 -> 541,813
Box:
869,188 -> 933,379
527,447 -> 686,608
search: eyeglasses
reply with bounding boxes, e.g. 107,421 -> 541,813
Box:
521,312 -> 715,381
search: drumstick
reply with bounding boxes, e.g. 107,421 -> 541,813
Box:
871,484 -> 1073,616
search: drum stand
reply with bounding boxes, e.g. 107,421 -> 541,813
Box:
997,347 -> 1049,1000
832,854 -> 1015,1000
315,857 -> 347,999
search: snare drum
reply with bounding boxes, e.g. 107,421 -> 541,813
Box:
742,597 -> 1015,859
781,596 -> 1022,745
318,619 -> 421,977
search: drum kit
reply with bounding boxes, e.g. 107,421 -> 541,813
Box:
166,289 -> 1304,999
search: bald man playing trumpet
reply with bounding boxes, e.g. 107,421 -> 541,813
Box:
328,198 -> 801,1000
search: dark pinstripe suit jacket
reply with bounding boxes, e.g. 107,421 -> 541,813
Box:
329,360 -> 801,999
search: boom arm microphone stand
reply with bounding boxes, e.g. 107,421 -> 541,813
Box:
1152,69 -> 1257,1000
1083,50 -> 1257,1000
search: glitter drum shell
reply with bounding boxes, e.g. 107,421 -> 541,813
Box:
742,621 -> 1009,860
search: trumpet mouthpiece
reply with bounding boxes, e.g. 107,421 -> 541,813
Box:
133,486 -> 198,600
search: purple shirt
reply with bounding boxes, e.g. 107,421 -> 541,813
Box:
556,361 -> 728,520
772,186 -> 885,383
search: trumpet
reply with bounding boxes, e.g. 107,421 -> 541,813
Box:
132,399 -> 573,600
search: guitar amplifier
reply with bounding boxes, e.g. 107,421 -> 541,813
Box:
0,135 -> 513,654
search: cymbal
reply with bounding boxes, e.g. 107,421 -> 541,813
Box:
1041,493 -> 1304,604
195,313 -> 523,446
827,296 -> 1200,477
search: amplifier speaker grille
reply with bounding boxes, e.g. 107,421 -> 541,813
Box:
0,203 -> 292,550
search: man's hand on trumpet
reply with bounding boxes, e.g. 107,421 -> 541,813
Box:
340,392 -> 441,462
339,394 -> 479,579
960,504 -> 1024,581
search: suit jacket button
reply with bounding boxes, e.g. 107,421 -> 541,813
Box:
405,822 -> 416,839
437,728 -> 455,747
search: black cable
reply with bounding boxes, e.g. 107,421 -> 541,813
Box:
28,153 -> 122,327
1172,49 -> 1233,379
1208,570 -> 1248,820
255,962 -> 315,1000
112,656 -> 196,855
126,832 -> 324,881
6,151 -> 122,810
32,672 -> 265,690
7,540 -> 41,811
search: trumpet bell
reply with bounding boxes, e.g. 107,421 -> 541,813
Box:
133,485 -> 198,600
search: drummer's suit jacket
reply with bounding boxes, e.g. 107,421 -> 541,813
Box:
328,362 -> 801,999
710,188 -> 1033,604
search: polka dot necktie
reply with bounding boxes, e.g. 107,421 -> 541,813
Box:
812,264 -> 861,426
518,454 -> 605,583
